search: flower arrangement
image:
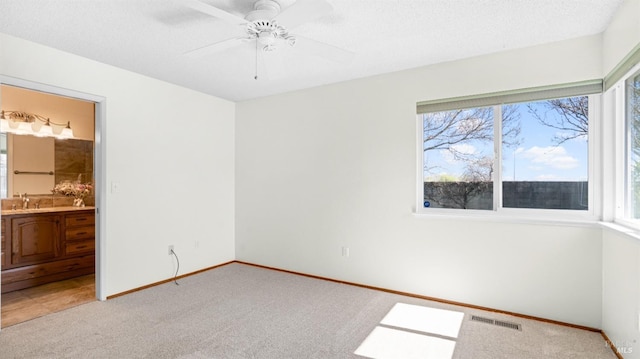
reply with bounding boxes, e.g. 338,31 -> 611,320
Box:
52,174 -> 93,202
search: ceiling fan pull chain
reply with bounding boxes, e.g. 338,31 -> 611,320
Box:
254,39 -> 259,80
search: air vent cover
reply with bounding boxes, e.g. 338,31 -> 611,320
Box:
471,315 -> 522,331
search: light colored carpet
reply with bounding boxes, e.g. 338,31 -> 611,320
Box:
0,263 -> 616,358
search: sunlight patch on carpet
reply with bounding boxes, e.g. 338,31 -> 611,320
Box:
354,302 -> 463,359
381,303 -> 464,338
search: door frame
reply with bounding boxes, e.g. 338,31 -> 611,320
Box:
0,75 -> 106,308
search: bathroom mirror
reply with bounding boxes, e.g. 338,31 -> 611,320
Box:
1,133 -> 94,199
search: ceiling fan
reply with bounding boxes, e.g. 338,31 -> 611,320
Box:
184,0 -> 354,79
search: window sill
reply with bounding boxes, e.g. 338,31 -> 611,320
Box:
600,221 -> 640,242
412,208 -> 601,228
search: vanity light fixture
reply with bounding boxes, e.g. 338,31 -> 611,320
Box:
0,110 -> 74,139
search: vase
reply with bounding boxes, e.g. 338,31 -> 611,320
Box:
73,198 -> 85,207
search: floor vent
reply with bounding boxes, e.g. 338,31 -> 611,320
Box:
471,315 -> 522,331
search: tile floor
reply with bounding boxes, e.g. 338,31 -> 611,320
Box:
1,274 -> 95,328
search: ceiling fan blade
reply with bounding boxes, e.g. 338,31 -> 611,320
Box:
184,37 -> 249,58
274,0 -> 333,29
294,36 -> 355,64
186,0 -> 248,25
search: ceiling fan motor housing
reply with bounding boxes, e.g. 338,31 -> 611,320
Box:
246,17 -> 296,51
245,0 -> 281,21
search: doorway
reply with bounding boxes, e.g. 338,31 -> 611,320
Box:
0,77 -> 105,328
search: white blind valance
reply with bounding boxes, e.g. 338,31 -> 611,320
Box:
416,80 -> 603,114
604,42 -> 640,91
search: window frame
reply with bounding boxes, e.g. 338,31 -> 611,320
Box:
415,82 -> 602,222
612,61 -> 640,228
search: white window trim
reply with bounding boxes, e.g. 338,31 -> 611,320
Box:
415,91 -> 602,224
612,61 -> 640,230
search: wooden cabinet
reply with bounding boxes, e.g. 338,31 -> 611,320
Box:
1,218 -> 6,269
1,209 -> 95,293
11,214 -> 61,266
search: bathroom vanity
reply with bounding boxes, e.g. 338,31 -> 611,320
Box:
0,207 -> 95,293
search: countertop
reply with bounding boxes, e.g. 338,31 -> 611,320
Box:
1,206 -> 95,216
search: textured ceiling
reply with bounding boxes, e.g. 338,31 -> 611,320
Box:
0,0 -> 624,102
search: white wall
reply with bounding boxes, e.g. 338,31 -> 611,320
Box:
602,228 -> 640,358
0,33 -> 236,296
236,35 -> 605,327
602,0 -> 640,75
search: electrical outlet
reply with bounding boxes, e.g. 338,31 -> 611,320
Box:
168,245 -> 174,255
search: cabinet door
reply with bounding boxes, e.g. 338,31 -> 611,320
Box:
11,215 -> 60,266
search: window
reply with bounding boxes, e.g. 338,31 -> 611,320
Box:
625,68 -> 640,219
421,107 -> 495,210
502,97 -> 589,210
417,81 -> 600,217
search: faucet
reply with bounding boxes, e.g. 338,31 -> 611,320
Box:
20,193 -> 29,210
